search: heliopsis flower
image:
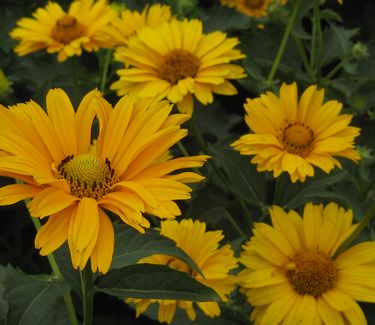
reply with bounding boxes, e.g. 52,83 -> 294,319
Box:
231,82 -> 360,182
238,203 -> 375,324
104,4 -> 173,47
220,0 -> 287,17
9,0 -> 116,62
0,89 -> 209,273
128,219 -> 238,324
111,19 -> 246,114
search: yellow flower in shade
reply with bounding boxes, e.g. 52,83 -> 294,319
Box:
104,4 -> 173,47
9,0 -> 116,62
111,19 -> 246,114
128,219 -> 238,324
220,0 -> 287,17
231,82 -> 360,182
238,203 -> 375,324
0,89 -> 209,273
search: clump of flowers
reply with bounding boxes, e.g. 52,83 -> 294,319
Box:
111,19 -> 246,114
9,0 -> 116,61
0,89 -> 209,273
238,203 -> 375,324
128,219 -> 238,324
231,82 -> 360,182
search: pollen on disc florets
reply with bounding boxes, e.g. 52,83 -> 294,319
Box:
56,154 -> 117,200
285,250 -> 338,298
51,15 -> 85,44
278,123 -> 315,157
158,49 -> 200,85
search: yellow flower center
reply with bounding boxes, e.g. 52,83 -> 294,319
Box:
57,154 -> 117,199
51,15 -> 85,44
281,124 -> 314,157
244,0 -> 266,9
286,250 -> 337,298
158,49 -> 200,85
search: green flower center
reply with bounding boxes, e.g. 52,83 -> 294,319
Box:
158,49 -> 200,85
286,250 -> 337,298
51,15 -> 85,44
281,124 -> 314,157
57,154 -> 116,199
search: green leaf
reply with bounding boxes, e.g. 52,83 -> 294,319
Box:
0,266 -> 8,325
96,264 -> 220,301
209,145 -> 266,208
4,266 -> 70,325
111,224 -> 202,276
319,9 -> 343,23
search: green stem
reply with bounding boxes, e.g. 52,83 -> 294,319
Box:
29,217 -> 78,325
80,266 -> 95,325
224,210 -> 246,238
99,50 -> 113,94
69,58 -> 79,101
324,61 -> 343,81
334,201 -> 375,258
266,0 -> 302,85
293,36 -> 314,81
176,141 -> 201,175
313,0 -> 323,80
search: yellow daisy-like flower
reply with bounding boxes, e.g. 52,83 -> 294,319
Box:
111,19 -> 246,114
220,0 -> 287,17
104,4 -> 173,47
239,203 -> 375,324
128,219 -> 238,324
231,82 -> 360,182
0,89 -> 209,273
9,0 -> 116,62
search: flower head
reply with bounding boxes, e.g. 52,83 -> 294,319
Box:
10,0 -> 116,61
231,82 -> 360,182
111,19 -> 246,114
128,219 -> 238,324
0,89 -> 208,273
238,203 -> 375,324
104,4 -> 173,47
220,0 -> 287,17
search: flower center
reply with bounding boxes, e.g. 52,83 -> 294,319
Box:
244,0 -> 265,9
51,15 -> 85,44
285,250 -> 337,298
158,49 -> 200,84
280,124 -> 314,157
56,154 -> 117,199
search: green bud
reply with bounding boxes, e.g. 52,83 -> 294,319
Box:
175,0 -> 197,16
110,2 -> 127,13
0,70 -> 11,99
351,42 -> 369,61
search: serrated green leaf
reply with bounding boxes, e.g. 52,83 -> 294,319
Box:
320,9 -> 343,23
4,266 -> 70,325
111,225 -> 202,276
97,264 -> 220,301
209,145 -> 266,208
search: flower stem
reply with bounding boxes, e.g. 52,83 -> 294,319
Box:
80,265 -> 95,325
176,141 -> 201,175
293,36 -> 314,81
29,216 -> 78,325
310,0 -> 323,80
266,0 -> 302,85
334,201 -> 375,257
99,50 -> 113,94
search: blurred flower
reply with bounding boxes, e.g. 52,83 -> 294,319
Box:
0,89 -> 208,273
128,219 -> 238,324
0,70 -> 11,99
103,4 -> 173,47
239,203 -> 375,324
111,19 -> 246,114
231,83 -> 360,182
220,0 -> 288,17
9,0 -> 116,61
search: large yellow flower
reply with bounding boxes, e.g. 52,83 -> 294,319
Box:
238,203 -> 375,324
111,19 -> 246,114
128,219 -> 238,324
9,0 -> 116,62
0,89 -> 208,273
104,4 -> 173,47
231,83 -> 360,182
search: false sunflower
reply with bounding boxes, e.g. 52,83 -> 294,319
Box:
9,0 -> 116,62
128,219 -> 238,324
0,89 -> 208,273
111,19 -> 246,114
104,3 -> 173,47
220,0 -> 287,17
231,82 -> 360,182
239,203 -> 375,324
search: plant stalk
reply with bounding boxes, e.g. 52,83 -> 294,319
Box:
80,265 -> 95,325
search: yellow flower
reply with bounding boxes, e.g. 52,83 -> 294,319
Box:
111,19 -> 246,114
238,203 -> 375,324
9,0 -> 116,62
104,4 -> 173,47
231,82 -> 360,182
220,0 -> 287,17
0,89 -> 209,273
128,219 -> 238,324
